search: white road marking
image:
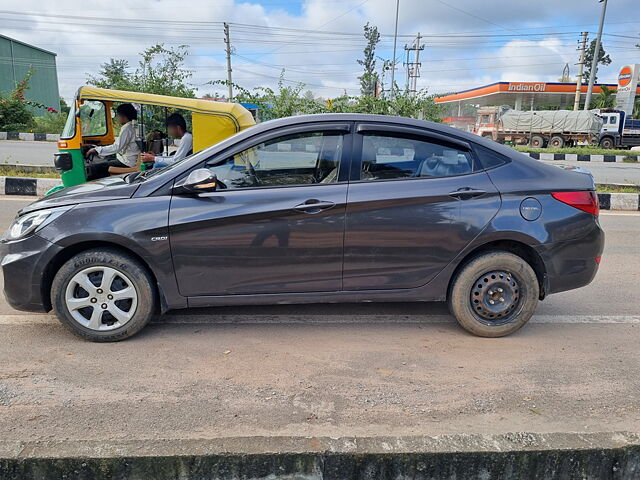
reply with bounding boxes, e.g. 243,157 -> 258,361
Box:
600,212 -> 640,216
0,196 -> 38,202
0,314 -> 638,326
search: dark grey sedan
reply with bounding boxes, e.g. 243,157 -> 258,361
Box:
0,114 -> 604,341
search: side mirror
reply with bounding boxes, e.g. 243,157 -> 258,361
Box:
53,152 -> 73,171
175,168 -> 218,194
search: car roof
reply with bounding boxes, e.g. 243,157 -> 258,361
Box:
249,113 -> 484,143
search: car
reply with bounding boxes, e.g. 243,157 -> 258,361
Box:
0,114 -> 604,342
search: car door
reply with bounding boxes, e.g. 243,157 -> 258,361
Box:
169,123 -> 352,297
343,123 -> 501,291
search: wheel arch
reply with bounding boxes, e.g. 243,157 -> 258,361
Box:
41,240 -> 162,312
447,239 -> 548,301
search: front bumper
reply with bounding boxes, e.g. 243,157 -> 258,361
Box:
534,220 -> 605,296
0,234 -> 62,312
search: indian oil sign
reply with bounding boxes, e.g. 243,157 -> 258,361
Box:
507,83 -> 547,92
618,66 -> 632,87
615,64 -> 639,116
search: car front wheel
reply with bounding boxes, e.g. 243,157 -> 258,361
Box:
448,251 -> 539,337
51,249 -> 156,342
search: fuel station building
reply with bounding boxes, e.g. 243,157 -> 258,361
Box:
435,81 -> 640,131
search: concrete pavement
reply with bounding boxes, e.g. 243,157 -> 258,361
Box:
1,197 -> 640,478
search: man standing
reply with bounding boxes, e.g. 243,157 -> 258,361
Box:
142,113 -> 193,168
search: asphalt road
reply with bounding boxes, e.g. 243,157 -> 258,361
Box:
0,197 -> 639,445
1,140 -> 640,185
540,158 -> 640,185
0,140 -> 57,166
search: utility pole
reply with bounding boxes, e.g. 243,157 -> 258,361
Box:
573,32 -> 588,111
403,33 -> 424,96
223,22 -> 233,101
584,0 -> 608,110
390,0 -> 400,98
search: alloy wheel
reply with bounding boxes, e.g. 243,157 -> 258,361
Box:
64,266 -> 138,331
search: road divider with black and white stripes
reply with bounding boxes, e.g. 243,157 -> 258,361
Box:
526,152 -> 638,163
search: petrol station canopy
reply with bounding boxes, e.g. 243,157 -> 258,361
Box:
435,81 -> 640,111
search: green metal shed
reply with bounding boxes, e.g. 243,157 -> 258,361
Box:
0,34 -> 60,115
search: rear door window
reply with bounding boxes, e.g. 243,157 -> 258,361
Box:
357,133 -> 474,181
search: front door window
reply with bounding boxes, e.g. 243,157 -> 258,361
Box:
206,131 -> 343,189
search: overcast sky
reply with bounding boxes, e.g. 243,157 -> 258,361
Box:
2,0 -> 640,101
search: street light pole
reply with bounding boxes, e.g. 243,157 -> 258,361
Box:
584,0 -> 608,110
390,0 -> 400,98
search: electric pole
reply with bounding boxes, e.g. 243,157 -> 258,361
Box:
224,22 -> 233,101
584,0 -> 608,110
404,33 -> 424,96
573,32 -> 588,111
389,0 -> 400,98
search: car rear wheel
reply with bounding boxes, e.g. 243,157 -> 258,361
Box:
448,251 -> 539,337
51,249 -> 156,342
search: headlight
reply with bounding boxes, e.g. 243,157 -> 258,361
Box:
5,206 -> 72,241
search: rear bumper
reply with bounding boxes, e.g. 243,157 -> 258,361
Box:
534,221 -> 605,296
0,234 -> 62,312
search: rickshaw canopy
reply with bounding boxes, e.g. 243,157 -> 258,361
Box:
76,86 -> 256,152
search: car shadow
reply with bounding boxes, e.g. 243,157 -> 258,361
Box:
153,301 -> 453,325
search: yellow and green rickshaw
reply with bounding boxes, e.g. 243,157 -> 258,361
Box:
51,86 -> 256,194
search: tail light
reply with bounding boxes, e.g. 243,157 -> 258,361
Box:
551,191 -> 599,216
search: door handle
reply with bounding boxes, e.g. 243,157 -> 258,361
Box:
293,199 -> 336,213
448,187 -> 487,200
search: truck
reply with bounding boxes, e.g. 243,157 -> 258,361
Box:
593,109 -> 640,149
475,106 -> 602,148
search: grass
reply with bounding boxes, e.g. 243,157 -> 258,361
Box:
514,146 -> 640,157
596,184 -> 640,194
0,165 -> 59,179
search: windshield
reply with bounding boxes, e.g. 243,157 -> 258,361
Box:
79,101 -> 107,137
60,107 -> 77,139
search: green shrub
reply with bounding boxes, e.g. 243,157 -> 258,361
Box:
33,112 -> 68,134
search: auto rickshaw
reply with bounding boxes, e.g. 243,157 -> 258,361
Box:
50,86 -> 256,194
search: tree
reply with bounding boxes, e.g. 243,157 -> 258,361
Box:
583,39 -> 611,84
59,97 -> 70,115
328,86 -> 442,121
87,45 -> 195,98
357,23 -> 380,97
210,71 -> 325,121
592,85 -> 616,109
87,59 -> 132,90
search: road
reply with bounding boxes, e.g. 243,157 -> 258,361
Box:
541,158 -> 640,185
2,140 -> 640,185
0,196 -> 639,445
0,140 -> 57,166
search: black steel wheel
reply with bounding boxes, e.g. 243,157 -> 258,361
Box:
470,270 -> 521,326
449,251 -> 539,337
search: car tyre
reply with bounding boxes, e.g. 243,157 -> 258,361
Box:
448,251 -> 539,337
51,249 -> 156,342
